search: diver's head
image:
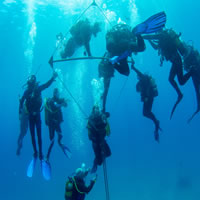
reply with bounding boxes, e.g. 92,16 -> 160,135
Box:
75,163 -> 89,179
27,75 -> 36,87
53,88 -> 60,99
92,22 -> 101,37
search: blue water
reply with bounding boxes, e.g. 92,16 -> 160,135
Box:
1,0 -> 200,199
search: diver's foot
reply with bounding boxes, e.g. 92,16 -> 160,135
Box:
61,144 -> 72,159
154,131 -> 159,143
155,120 -> 162,132
16,148 -> 21,156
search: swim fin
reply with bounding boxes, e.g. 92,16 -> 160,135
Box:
62,145 -> 72,159
27,157 -> 37,178
132,12 -> 166,35
170,94 -> 183,120
41,160 -> 51,181
187,109 -> 200,123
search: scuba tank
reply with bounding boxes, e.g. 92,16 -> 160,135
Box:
65,177 -> 74,199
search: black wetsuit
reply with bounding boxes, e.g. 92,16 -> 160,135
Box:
87,113 -> 111,169
65,176 -> 95,200
19,77 -> 54,159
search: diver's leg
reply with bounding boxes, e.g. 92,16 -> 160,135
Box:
84,42 -> 92,56
29,116 -> 38,157
143,98 -> 158,124
35,114 -> 43,160
169,62 -> 183,98
101,140 -> 111,160
46,125 -> 55,161
17,115 -> 29,155
92,142 -> 102,165
143,98 -> 160,142
175,55 -> 191,85
102,78 -> 111,112
56,125 -> 71,158
91,142 -> 101,173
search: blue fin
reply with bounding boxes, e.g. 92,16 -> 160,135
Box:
109,50 -> 132,65
27,157 -> 37,178
133,12 -> 166,35
41,160 -> 51,180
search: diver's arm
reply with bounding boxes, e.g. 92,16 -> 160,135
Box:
77,179 -> 95,194
39,73 -> 57,92
131,65 -> 143,78
54,98 -> 67,108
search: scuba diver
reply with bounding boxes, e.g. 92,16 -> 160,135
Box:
131,62 -> 161,142
60,18 -> 101,58
183,44 -> 200,123
87,105 -> 111,173
143,28 -> 193,119
45,88 -> 71,165
19,72 -> 57,180
99,12 -> 166,112
65,163 -> 97,200
16,101 -> 29,155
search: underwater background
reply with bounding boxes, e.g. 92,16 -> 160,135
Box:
0,0 -> 200,199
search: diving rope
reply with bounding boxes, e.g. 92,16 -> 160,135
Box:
103,159 -> 110,200
111,76 -> 129,114
57,73 -> 88,118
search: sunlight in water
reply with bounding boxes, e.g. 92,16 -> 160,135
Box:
91,78 -> 104,109
24,0 -> 37,75
66,62 -> 87,151
129,0 -> 139,26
